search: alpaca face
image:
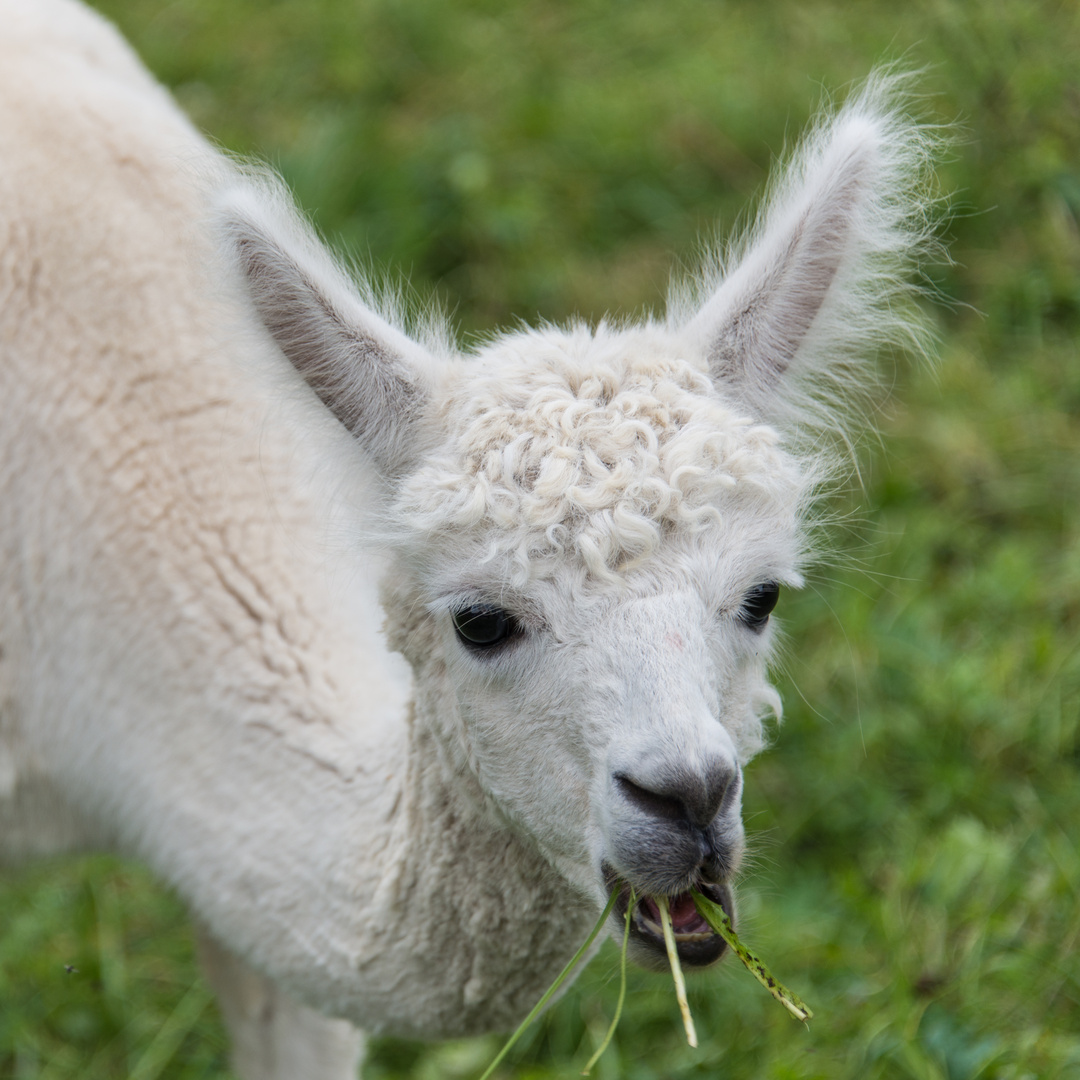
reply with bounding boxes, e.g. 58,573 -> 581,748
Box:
422,517 -> 799,969
384,324 -> 807,966
433,581 -> 765,969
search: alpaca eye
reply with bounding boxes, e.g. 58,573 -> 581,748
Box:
452,605 -> 517,649
739,583 -> 779,631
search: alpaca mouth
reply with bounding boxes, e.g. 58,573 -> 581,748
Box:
602,865 -> 732,968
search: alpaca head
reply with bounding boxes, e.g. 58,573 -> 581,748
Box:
221,76 -> 936,969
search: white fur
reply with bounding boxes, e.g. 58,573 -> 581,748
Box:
0,3 -> 938,1077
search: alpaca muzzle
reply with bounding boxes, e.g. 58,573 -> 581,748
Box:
597,754 -> 744,967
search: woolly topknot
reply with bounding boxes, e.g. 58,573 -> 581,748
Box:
396,322 -> 806,585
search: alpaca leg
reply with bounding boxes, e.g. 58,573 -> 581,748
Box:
196,928 -> 365,1080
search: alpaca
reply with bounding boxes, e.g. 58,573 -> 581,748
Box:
0,1 -> 938,1076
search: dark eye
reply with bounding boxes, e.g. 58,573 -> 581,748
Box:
739,582 -> 779,631
452,605 -> 517,649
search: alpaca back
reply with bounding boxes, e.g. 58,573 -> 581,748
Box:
0,0 -> 408,865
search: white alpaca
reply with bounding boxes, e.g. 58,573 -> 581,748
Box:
0,1 -> 937,1077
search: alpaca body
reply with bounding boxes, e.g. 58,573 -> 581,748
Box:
0,2 -> 937,1076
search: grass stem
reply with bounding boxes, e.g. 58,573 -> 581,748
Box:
690,889 -> 812,1023
581,888 -> 636,1075
477,890 -> 618,1080
657,896 -> 697,1048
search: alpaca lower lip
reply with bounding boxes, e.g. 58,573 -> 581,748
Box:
602,864 -> 732,968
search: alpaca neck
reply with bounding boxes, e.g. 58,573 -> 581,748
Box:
349,690 -> 598,1039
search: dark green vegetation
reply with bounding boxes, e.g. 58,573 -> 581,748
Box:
3,0 -> 1078,1076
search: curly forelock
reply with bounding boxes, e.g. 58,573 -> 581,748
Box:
396,324 -> 805,583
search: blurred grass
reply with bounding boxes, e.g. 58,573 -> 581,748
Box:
2,0 -> 1079,1077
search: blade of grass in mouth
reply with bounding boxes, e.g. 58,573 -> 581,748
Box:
477,889 -> 618,1080
657,895 -> 698,1047
581,887 -> 636,1075
690,888 -> 813,1023
476,884 -> 811,1079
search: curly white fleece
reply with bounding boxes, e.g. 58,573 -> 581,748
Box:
397,322 -> 806,585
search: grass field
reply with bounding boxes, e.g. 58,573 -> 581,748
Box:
2,0 -> 1079,1077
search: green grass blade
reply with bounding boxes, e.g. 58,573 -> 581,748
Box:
477,890 -> 619,1080
690,890 -> 812,1023
581,888 -> 635,1076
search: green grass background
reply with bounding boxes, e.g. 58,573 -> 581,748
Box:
2,0 -> 1079,1077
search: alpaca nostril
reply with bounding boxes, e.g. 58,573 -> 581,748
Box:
614,774 -> 685,822
614,762 -> 737,830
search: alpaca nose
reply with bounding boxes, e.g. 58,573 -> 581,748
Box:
613,760 -> 736,831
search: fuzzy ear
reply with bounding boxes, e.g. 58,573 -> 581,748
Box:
678,75 -> 938,432
217,178 -> 441,478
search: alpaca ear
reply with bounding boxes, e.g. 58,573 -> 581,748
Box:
681,77 -> 935,428
218,181 -> 439,478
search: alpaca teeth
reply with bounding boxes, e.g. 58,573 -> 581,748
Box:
674,931 -> 714,942
638,914 -> 714,943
